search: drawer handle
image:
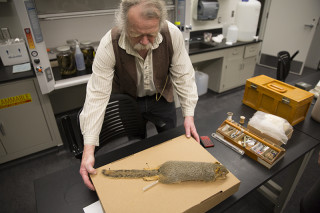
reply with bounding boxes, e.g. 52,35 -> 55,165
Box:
267,84 -> 287,93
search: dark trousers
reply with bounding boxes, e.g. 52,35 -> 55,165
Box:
137,95 -> 177,133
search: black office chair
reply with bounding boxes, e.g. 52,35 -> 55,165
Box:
276,50 -> 299,82
58,94 -> 166,159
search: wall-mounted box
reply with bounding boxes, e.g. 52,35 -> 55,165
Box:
0,39 -> 30,66
193,0 -> 219,21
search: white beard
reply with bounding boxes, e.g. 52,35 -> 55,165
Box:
133,43 -> 153,51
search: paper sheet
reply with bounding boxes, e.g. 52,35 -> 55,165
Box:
83,200 -> 104,213
12,62 -> 31,73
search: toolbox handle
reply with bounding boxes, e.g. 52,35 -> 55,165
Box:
267,84 -> 287,93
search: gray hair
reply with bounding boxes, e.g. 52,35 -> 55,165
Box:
115,0 -> 167,33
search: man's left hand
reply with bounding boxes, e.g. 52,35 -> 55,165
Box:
184,116 -> 200,143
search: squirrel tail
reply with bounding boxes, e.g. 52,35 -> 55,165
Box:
102,169 -> 159,178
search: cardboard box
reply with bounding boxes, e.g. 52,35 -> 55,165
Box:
216,120 -> 286,169
242,75 -> 314,125
91,135 -> 240,213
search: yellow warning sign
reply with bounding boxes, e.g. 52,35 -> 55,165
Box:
0,93 -> 32,109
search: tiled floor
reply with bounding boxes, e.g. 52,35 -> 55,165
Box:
0,65 -> 319,213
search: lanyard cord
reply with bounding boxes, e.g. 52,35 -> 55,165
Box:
155,75 -> 169,101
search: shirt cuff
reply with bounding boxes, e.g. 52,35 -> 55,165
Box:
182,108 -> 195,117
83,135 -> 100,146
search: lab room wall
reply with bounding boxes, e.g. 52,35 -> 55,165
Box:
39,15 -> 115,49
2,0 -> 244,49
190,0 -> 239,32
0,0 -> 24,39
260,0 -> 320,72
305,18 -> 320,70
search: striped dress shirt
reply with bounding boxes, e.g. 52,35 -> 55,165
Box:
80,21 -> 198,146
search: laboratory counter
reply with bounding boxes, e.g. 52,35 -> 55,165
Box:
0,38 -> 261,86
188,39 -> 261,55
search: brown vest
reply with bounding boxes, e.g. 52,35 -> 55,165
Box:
111,23 -> 174,102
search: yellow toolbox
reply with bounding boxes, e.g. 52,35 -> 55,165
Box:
242,75 -> 314,125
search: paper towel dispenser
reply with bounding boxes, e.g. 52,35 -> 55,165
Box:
194,0 -> 219,21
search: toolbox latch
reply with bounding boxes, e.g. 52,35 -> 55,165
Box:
282,97 -> 290,105
250,83 -> 257,90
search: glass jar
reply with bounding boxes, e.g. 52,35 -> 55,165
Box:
80,41 -> 95,68
56,46 -> 76,76
66,39 -> 77,53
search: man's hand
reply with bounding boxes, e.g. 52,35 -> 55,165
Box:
184,116 -> 200,143
79,145 -> 97,191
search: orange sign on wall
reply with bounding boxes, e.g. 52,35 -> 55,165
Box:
0,93 -> 32,109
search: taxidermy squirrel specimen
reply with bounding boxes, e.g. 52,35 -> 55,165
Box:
102,161 -> 229,184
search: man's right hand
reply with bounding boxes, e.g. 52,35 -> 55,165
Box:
79,145 -> 97,191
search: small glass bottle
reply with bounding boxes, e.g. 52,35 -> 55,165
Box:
56,46 -> 76,76
80,41 -> 95,68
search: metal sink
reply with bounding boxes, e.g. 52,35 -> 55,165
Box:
189,41 -> 216,51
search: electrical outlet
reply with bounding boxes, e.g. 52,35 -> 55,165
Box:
1,28 -> 11,40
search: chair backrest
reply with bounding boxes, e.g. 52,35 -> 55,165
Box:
276,51 -> 291,82
69,94 -> 146,159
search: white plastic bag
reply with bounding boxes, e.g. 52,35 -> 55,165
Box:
248,111 -> 293,145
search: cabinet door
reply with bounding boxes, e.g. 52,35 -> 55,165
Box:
223,58 -> 243,90
0,139 -> 6,157
222,46 -> 245,91
0,79 -> 52,155
241,56 -> 257,82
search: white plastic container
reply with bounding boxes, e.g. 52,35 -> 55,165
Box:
195,71 -> 209,96
226,25 -> 238,44
236,0 -> 261,42
222,23 -> 230,38
311,98 -> 320,123
74,43 -> 86,71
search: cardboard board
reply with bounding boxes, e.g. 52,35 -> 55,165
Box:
91,135 -> 240,213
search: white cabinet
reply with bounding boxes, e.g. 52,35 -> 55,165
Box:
0,78 -> 61,163
222,46 -> 245,91
190,42 -> 261,93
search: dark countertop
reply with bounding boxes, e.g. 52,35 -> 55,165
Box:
188,39 -> 262,55
51,66 -> 92,81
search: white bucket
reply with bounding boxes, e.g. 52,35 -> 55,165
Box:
195,71 -> 209,96
236,0 -> 261,42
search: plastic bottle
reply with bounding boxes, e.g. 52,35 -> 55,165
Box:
226,25 -> 238,44
195,70 -> 209,96
74,41 -> 86,71
236,0 -> 261,42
